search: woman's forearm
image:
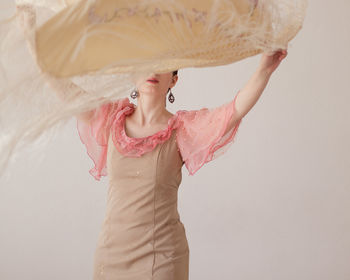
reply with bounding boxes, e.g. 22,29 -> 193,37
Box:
234,67 -> 272,120
224,50 -> 287,135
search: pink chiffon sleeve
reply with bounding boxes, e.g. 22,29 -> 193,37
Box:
176,93 -> 243,176
76,99 -> 125,181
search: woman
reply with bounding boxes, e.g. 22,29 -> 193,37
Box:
76,49 -> 287,279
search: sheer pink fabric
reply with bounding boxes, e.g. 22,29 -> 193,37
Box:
111,103 -> 181,158
176,93 -> 242,175
77,94 -> 242,180
76,98 -> 132,180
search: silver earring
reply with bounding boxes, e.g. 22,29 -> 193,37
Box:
130,88 -> 139,99
168,88 -> 175,103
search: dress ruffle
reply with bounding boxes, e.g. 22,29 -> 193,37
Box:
77,97 -> 182,180
111,106 -> 181,158
76,97 -> 131,180
77,93 -> 242,180
176,93 -> 242,175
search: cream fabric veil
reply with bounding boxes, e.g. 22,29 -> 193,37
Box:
0,0 -> 307,178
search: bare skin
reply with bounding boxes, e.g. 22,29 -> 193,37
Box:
125,72 -> 178,138
225,48 -> 288,134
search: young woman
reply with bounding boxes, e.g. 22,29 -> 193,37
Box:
76,49 -> 288,280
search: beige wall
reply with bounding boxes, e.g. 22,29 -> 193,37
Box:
1,1 -> 349,279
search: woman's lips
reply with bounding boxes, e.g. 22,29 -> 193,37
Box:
147,79 -> 159,84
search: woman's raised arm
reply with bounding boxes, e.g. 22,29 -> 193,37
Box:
225,49 -> 288,135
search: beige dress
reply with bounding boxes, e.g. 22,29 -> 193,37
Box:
93,128 -> 189,280
76,96 -> 242,279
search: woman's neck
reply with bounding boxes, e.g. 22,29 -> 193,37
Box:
130,94 -> 173,126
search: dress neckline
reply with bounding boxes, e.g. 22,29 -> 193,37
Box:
109,97 -> 185,158
121,102 -> 180,141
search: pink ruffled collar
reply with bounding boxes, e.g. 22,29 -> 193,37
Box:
110,98 -> 181,157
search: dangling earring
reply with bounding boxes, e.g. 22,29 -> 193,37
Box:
168,88 -> 175,103
130,88 -> 139,99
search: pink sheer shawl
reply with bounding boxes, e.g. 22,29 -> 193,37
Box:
77,94 -> 242,180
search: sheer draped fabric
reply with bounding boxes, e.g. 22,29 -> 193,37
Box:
77,94 -> 242,180
0,0 -> 306,177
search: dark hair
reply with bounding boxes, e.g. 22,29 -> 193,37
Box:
172,70 -> 178,76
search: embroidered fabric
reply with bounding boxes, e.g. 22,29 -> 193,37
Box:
77,93 -> 242,180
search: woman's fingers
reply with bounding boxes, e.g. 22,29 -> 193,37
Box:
265,48 -> 288,57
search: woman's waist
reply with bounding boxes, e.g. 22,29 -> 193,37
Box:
105,198 -> 181,224
103,211 -> 182,226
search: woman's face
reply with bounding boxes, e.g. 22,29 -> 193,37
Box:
133,71 -> 178,97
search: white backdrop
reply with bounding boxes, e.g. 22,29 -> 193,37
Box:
1,1 -> 349,279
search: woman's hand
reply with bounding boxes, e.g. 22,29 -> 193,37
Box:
258,49 -> 288,76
